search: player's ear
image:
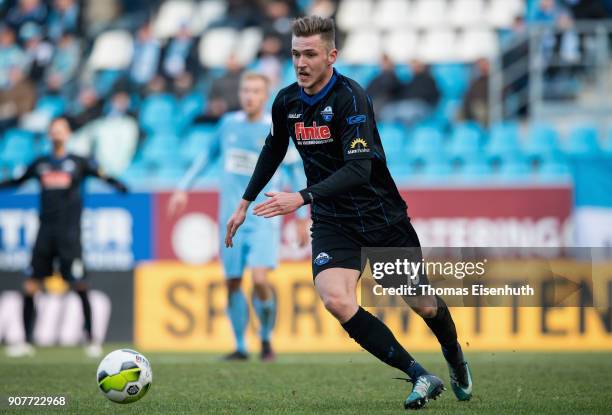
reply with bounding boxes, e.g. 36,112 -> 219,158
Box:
328,48 -> 338,66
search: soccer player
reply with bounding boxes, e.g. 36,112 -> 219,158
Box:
168,72 -> 309,361
0,117 -> 128,358
225,17 -> 473,409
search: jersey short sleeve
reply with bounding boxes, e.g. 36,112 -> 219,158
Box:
337,88 -> 375,161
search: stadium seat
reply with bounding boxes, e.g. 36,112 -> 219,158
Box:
536,159 -> 571,180
178,93 -> 205,129
524,122 -> 561,161
199,28 -> 239,68
235,27 -> 263,66
497,153 -> 532,180
180,124 -> 218,164
336,0 -> 374,32
379,122 -> 406,165
486,0 -> 525,28
383,31 -> 418,63
1,129 -> 36,166
192,0 -> 228,33
448,123 -> 483,161
408,126 -> 445,162
373,0 -> 412,29
486,122 -> 521,161
448,0 -> 486,28
411,0 -> 449,29
459,156 -> 494,180
565,125 -> 601,155
153,1 -> 195,38
420,155 -> 454,180
417,30 -> 458,63
35,95 -> 66,118
456,29 -> 499,61
341,30 -> 382,64
431,64 -> 470,99
139,94 -> 179,134
88,30 -> 134,70
141,133 -> 181,168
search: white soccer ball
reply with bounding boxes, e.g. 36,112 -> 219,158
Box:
96,349 -> 153,404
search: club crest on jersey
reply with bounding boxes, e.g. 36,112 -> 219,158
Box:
320,106 -> 333,122
294,122 -> 333,145
314,252 -> 332,266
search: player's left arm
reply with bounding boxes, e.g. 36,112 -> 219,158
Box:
254,87 -> 375,218
84,158 -> 128,193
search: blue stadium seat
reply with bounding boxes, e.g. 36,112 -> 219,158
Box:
420,155 -> 454,180
565,125 -> 601,155
497,154 -> 532,181
448,122 -> 483,161
178,93 -> 205,130
525,122 -> 560,161
139,94 -> 179,134
431,64 -> 470,99
36,95 -> 66,117
141,132 -> 181,167
459,156 -> 493,181
408,126 -> 445,162
486,121 -> 520,161
536,160 -> 571,180
180,124 -> 218,164
1,129 -> 36,166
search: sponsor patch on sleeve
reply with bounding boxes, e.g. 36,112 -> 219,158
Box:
347,115 -> 366,125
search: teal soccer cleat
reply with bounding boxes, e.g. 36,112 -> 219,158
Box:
404,374 -> 445,410
448,361 -> 473,401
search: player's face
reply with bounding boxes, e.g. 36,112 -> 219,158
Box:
49,119 -> 71,146
292,35 -> 337,93
239,78 -> 268,116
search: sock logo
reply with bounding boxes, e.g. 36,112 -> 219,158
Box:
314,252 -> 332,266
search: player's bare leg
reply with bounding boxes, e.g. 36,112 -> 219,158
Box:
224,277 -> 249,360
252,267 -> 277,361
314,268 -> 444,409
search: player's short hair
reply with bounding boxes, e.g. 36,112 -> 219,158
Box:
49,116 -> 71,130
240,71 -> 270,90
292,15 -> 336,50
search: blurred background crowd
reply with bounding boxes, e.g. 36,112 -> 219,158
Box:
1,0 -> 612,188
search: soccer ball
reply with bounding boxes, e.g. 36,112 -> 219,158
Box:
96,349 -> 152,404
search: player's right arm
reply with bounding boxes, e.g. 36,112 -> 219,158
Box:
0,160 -> 38,189
225,94 -> 289,247
168,125 -> 222,217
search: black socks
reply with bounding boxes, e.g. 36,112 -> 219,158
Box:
342,307 -> 427,381
422,296 -> 464,367
23,294 -> 35,344
76,290 -> 93,342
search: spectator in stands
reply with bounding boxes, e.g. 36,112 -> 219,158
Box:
380,59 -> 440,127
5,0 -> 47,32
260,0 -> 299,58
0,25 -> 26,91
128,21 -> 161,92
212,0 -> 263,29
47,0 -> 82,42
67,86 -> 103,130
460,58 -> 490,126
308,0 -> 337,18
532,0 -> 580,65
0,67 -> 36,130
45,31 -> 80,91
366,54 -> 402,116
562,0 -> 610,19
253,34 -> 284,89
20,22 -> 53,83
160,23 -> 198,81
207,54 -> 244,113
144,74 -> 167,96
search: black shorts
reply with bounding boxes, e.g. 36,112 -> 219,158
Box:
310,216 -> 424,279
29,224 -> 86,282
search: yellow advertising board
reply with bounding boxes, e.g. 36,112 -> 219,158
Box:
135,261 -> 612,352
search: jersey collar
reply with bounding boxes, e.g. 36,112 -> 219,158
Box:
299,68 -> 338,106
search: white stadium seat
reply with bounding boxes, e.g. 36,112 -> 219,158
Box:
341,30 -> 382,64
416,29 -> 458,63
486,0 -> 525,28
198,27 -> 239,67
448,0 -> 486,28
383,30 -> 418,63
88,30 -> 134,70
410,0 -> 449,29
191,0 -> 228,33
153,0 -> 195,38
235,27 -> 263,66
456,29 -> 499,61
336,0 -> 374,32
373,0 -> 412,30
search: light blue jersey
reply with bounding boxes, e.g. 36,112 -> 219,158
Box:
179,111 -> 307,277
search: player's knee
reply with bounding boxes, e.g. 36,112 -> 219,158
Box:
23,279 -> 40,295
413,305 -> 438,319
321,292 -> 355,319
226,278 -> 242,292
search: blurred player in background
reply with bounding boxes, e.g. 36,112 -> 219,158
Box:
168,72 -> 309,361
0,117 -> 128,358
226,16 -> 472,409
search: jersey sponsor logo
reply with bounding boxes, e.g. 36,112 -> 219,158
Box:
347,138 -> 370,155
347,114 -> 366,125
320,106 -> 333,122
294,122 -> 333,145
314,252 -> 332,266
62,159 -> 77,173
40,171 -> 72,189
288,113 -> 302,119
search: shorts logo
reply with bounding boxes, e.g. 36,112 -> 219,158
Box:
347,138 -> 370,154
320,106 -> 334,122
294,122 -> 333,145
314,252 -> 332,266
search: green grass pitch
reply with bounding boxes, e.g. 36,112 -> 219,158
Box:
1,347 -> 611,414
